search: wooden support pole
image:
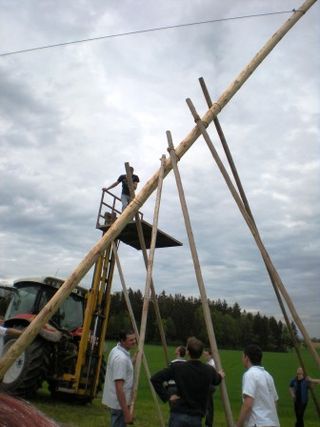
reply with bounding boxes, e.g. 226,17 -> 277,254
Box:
199,78 -> 320,416
166,131 -> 234,427
125,162 -> 169,367
199,77 -> 255,220
186,97 -> 320,370
129,156 -> 167,415
111,242 -> 165,427
0,0 -> 316,379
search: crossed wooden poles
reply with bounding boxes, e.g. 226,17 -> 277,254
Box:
0,1 -> 318,426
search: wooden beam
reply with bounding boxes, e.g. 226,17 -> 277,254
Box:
186,97 -> 320,370
112,242 -> 165,427
167,131 -> 234,426
199,77 -> 320,416
124,162 -> 169,366
130,156 -> 167,415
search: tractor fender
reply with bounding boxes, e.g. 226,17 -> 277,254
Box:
4,315 -> 62,343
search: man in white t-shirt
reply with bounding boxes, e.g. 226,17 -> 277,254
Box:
102,330 -> 136,427
236,344 -> 280,427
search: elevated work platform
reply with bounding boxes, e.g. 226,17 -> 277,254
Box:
96,190 -> 182,250
98,219 -> 182,250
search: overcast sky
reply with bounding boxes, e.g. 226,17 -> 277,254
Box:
0,1 -> 319,339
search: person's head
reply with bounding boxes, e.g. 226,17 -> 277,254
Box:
175,345 -> 186,358
119,329 -> 136,351
129,167 -> 134,174
242,344 -> 263,367
186,336 -> 204,359
296,367 -> 305,379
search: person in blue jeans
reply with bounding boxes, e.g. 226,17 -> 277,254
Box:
289,367 -> 313,427
103,167 -> 139,211
151,337 -> 224,427
102,330 -> 136,427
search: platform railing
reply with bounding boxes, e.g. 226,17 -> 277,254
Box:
96,190 -> 143,230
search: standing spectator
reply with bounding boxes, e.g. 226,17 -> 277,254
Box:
171,345 -> 187,364
203,348 -> 216,427
166,345 -> 187,397
102,330 -> 136,426
103,167 -> 140,211
151,336 -> 224,427
289,367 -> 312,427
236,344 -> 280,427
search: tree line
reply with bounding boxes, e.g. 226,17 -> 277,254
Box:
106,289 -> 297,351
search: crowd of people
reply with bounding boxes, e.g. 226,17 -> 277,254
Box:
1,326 -> 318,427
101,328 -> 320,427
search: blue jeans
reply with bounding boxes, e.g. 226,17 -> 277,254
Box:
169,412 -> 202,427
110,408 -> 126,427
121,193 -> 130,211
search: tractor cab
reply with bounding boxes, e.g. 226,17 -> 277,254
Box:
4,277 -> 86,333
0,285 -> 16,322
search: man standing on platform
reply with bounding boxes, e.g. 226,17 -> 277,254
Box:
103,167 -> 140,211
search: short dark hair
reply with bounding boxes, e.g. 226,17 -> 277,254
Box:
119,329 -> 135,342
177,345 -> 186,357
244,344 -> 262,365
187,337 -> 204,359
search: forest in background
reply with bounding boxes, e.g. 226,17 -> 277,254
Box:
106,289 -> 298,351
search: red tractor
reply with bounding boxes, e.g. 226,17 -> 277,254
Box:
0,276 -> 106,401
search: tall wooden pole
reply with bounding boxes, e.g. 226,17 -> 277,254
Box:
125,162 -> 169,366
130,156 -> 167,415
111,242 -> 165,427
186,97 -> 320,369
0,0 -> 316,379
167,131 -> 234,427
199,78 -> 320,415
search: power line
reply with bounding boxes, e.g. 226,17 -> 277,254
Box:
0,9 -> 294,58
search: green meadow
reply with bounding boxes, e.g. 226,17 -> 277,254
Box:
31,344 -> 320,427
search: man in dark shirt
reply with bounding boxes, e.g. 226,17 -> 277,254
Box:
151,337 -> 224,427
103,167 -> 140,211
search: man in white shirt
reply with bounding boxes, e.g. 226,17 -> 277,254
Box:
236,344 -> 280,427
102,330 -> 136,427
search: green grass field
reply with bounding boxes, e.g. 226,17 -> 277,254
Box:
30,344 -> 319,427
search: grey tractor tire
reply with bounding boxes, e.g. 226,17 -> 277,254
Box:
0,337 -> 48,397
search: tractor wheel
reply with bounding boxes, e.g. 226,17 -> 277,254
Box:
0,337 -> 48,397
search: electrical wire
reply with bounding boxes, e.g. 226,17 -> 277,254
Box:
0,9 -> 294,58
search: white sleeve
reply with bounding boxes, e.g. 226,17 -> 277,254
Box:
269,374 -> 279,401
111,354 -> 127,381
242,370 -> 256,398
